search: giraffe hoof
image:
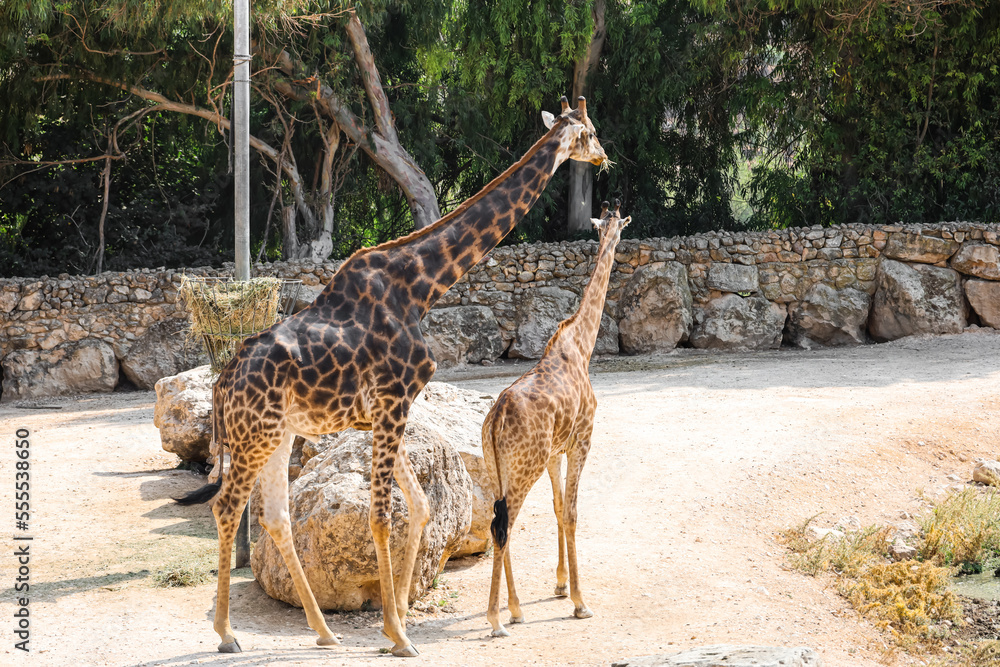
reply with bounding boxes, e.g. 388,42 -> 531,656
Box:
509,614 -> 524,624
218,640 -> 242,653
554,584 -> 569,597
490,626 -> 510,638
574,606 -> 594,619
391,643 -> 419,657
317,635 -> 340,647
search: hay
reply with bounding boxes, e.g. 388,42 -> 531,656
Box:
179,276 -> 283,372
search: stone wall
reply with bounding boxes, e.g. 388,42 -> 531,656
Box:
2,221 -> 998,399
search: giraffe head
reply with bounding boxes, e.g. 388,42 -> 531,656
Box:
591,199 -> 631,245
541,96 -> 608,167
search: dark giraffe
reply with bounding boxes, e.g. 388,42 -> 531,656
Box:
482,201 -> 631,637
176,97 -> 608,657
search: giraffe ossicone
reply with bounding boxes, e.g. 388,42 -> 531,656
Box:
482,200 -> 632,638
174,96 -> 608,657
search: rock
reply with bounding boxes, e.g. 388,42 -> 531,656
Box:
613,645 -> 823,667
1,340 -> 118,402
972,459 -> 1000,486
292,283 -> 324,312
690,294 -> 785,350
412,383 -> 496,557
595,313 -> 619,356
250,397 -> 474,610
805,526 -> 844,542
120,320 -> 207,390
883,232 -> 959,264
890,540 -> 918,561
833,515 -> 862,532
421,306 -> 506,368
868,260 -> 966,342
706,263 -> 759,294
16,290 -> 43,311
153,365 -> 215,462
0,290 -> 19,313
786,284 -> 870,348
508,287 -> 579,359
950,242 -> 1000,280
966,280 -> 1000,328
617,262 -> 693,354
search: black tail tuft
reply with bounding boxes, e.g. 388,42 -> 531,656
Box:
173,481 -> 222,506
491,497 -> 509,549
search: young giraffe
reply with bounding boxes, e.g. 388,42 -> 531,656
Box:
176,97 -> 608,657
482,200 -> 631,637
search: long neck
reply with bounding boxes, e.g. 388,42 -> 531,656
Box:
353,126 -> 568,320
548,233 -> 619,362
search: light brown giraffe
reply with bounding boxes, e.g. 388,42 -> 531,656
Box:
481,200 -> 631,637
175,97 -> 608,657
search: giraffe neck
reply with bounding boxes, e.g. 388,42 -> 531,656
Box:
338,124 -> 572,322
548,232 -> 620,362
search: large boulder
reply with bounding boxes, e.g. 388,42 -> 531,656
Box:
1,339 -> 118,402
882,232 -> 959,264
950,242 -> 1000,280
421,306 -> 506,367
966,280 -> 1000,328
614,645 -> 823,667
153,365 -> 215,462
251,383 -> 479,610
508,287 -> 579,359
868,259 -> 966,342
690,294 -> 785,350
706,263 -> 759,294
595,313 -> 620,356
786,284 -> 871,348
120,319 -> 207,390
617,262 -> 693,354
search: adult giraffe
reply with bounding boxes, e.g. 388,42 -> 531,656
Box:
176,97 -> 608,657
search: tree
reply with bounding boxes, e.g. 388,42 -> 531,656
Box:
0,1 -> 446,273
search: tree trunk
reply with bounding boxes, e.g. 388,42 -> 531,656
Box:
567,0 -> 606,233
282,206 -> 299,260
95,155 -> 111,273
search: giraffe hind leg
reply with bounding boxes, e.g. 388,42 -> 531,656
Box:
547,455 -> 569,597
210,477 -> 251,652
257,432 -> 339,647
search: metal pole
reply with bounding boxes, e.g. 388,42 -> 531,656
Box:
233,0 -> 252,568
233,0 -> 251,283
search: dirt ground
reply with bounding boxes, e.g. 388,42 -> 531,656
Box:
2,329 -> 999,667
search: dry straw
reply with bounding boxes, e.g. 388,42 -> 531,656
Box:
179,276 -> 283,372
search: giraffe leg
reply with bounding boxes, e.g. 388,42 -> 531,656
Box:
370,419 -> 418,657
258,433 -> 339,647
210,479 -> 251,652
487,490 -> 526,637
563,446 -> 593,619
547,455 -> 569,597
486,540 -> 509,637
391,443 -> 430,625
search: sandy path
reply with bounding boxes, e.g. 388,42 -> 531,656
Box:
1,330 -> 998,667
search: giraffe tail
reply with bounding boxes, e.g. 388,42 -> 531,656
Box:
485,398 -> 510,549
174,376 -> 227,506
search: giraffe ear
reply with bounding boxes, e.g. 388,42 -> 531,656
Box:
621,215 -> 632,228
541,111 -> 556,129
590,218 -> 602,230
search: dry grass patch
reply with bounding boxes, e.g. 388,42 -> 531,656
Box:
919,488 -> 1000,568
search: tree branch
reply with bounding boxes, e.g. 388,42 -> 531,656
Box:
345,10 -> 398,144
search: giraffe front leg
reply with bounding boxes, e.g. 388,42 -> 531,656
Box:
547,455 -> 569,597
392,444 -> 430,625
370,426 -> 418,657
563,446 -> 593,619
258,435 -> 339,648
